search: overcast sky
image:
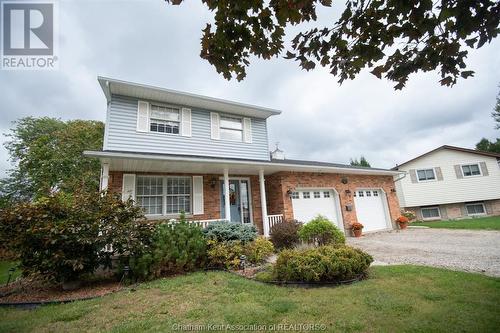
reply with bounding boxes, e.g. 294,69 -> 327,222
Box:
1,0 -> 499,177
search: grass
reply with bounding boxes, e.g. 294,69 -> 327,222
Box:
0,265 -> 499,333
412,216 -> 500,230
0,261 -> 20,285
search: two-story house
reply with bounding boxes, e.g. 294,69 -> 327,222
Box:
393,145 -> 500,220
84,77 -> 402,236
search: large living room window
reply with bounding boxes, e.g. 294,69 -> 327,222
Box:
421,207 -> 440,220
417,168 -> 436,181
149,104 -> 180,134
220,116 -> 243,141
465,203 -> 486,216
136,176 -> 192,215
461,164 -> 481,177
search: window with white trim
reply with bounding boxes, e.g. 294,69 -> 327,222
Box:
358,191 -> 364,197
136,176 -> 163,215
373,190 -> 379,196
166,177 -> 192,214
421,207 -> 440,220
291,192 -> 299,199
313,191 -> 320,198
366,190 -> 372,197
150,104 -> 180,134
465,203 -> 486,215
303,192 -> 310,199
220,116 -> 243,141
136,176 -> 192,215
461,164 -> 481,177
323,191 -> 330,198
417,168 -> 436,181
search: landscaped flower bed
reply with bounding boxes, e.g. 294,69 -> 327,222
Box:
0,191 -> 373,301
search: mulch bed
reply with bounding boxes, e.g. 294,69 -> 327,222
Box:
0,278 -> 123,305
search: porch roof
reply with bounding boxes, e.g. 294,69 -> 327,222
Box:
84,150 -> 402,176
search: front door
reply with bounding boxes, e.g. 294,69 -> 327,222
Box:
220,179 -> 252,224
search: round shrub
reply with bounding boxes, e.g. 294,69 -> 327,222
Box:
129,219 -> 207,280
244,237 -> 274,264
298,215 -> 345,246
273,245 -> 373,282
270,220 -> 302,250
203,222 -> 257,244
206,240 -> 244,270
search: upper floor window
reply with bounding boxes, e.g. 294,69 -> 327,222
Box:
150,104 -> 180,134
417,168 -> 435,181
461,164 -> 481,177
220,116 -> 243,141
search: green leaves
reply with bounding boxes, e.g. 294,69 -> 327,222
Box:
167,0 -> 500,89
1,117 -> 104,206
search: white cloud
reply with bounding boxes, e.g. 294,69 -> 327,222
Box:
0,0 -> 498,178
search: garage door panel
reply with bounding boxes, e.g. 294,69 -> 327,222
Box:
354,190 -> 389,232
291,190 -> 341,228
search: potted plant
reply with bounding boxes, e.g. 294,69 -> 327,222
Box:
396,216 -> 410,229
351,222 -> 364,237
401,210 -> 416,222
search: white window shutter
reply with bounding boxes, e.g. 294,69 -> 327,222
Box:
192,176 -> 204,215
243,118 -> 252,143
137,101 -> 149,132
181,108 -> 192,137
122,174 -> 136,201
210,112 -> 220,140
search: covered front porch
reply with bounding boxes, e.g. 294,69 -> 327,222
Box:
91,151 -> 283,236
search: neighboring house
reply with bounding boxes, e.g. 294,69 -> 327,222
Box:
393,145 -> 500,220
84,77 -> 402,236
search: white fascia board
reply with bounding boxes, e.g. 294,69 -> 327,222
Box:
83,150 -> 403,176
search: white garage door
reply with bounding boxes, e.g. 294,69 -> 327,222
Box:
291,190 -> 342,228
354,189 -> 389,232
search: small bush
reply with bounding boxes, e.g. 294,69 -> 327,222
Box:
298,215 -> 345,246
203,222 -> 257,244
206,240 -> 244,270
270,220 -> 302,250
244,237 -> 274,264
128,214 -> 207,280
273,245 -> 373,282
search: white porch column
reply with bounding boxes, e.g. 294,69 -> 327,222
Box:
259,169 -> 269,237
100,163 -> 109,191
223,168 -> 231,221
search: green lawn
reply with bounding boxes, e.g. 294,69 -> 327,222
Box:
0,261 -> 20,285
1,266 -> 499,333
412,216 -> 500,230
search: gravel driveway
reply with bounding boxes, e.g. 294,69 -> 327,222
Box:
348,228 -> 500,277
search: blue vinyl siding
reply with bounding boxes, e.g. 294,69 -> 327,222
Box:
104,95 -> 270,160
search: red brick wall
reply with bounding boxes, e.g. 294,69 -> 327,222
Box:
265,172 -> 400,231
108,170 -> 400,235
108,171 -> 263,233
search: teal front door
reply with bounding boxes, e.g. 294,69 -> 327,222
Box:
220,179 -> 252,224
